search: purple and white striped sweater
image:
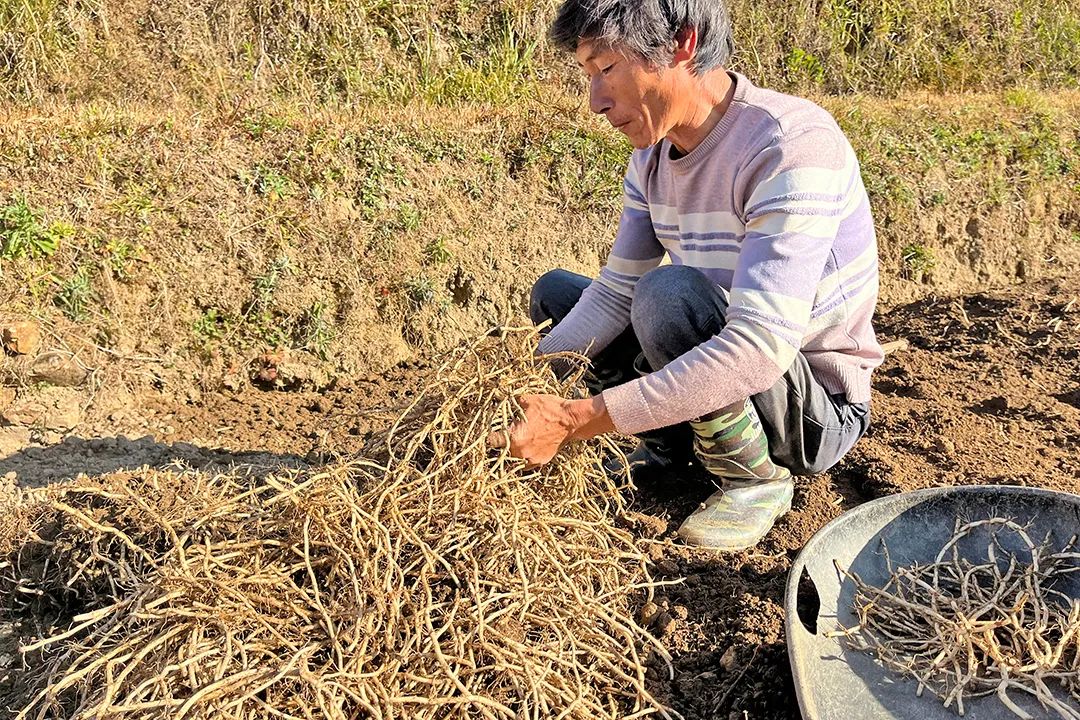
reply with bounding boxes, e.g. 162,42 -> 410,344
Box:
538,72 -> 885,435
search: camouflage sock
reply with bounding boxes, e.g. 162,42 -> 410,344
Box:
690,398 -> 790,483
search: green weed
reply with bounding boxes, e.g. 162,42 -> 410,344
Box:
1003,88 -> 1044,110
785,48 -> 825,84
98,237 -> 141,280
423,237 -> 452,265
863,169 -> 917,210
0,196 -> 69,260
110,239 -> 139,276
983,174 -> 1010,208
397,203 -> 421,232
113,183 -> 157,220
241,111 -> 289,139
244,255 -> 293,347
404,274 -> 440,310
1012,116 -> 1071,178
418,16 -> 540,104
54,266 -> 93,321
295,301 -> 335,360
530,126 -> 631,211
366,198 -> 424,260
925,123 -> 1002,175
353,133 -> 406,218
242,164 -> 295,199
193,307 -> 228,347
461,178 -> 484,201
253,255 -> 292,309
901,243 -> 936,281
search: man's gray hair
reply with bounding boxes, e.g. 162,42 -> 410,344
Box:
550,0 -> 734,73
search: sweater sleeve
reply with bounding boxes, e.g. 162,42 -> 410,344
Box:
602,125 -> 860,433
537,154 -> 665,357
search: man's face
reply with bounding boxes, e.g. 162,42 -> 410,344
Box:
575,39 -> 678,149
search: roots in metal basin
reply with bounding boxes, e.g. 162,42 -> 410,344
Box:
0,328 -> 675,720
833,518 -> 1080,719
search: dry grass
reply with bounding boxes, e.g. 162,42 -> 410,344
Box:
0,328 -> 674,719
834,519 -> 1080,718
2,0 -> 1078,101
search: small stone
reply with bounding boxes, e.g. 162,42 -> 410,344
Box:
250,350 -> 331,391
719,645 -> 738,672
935,438 -> 956,456
29,351 -> 88,387
1,387 -> 80,430
672,604 -> 689,621
2,321 -> 41,356
163,425 -> 176,436
40,430 -> 63,445
0,387 -> 15,409
0,426 -> 31,456
2,400 -> 45,426
639,601 -> 660,625
653,559 -> 679,576
623,511 -> 669,537
654,611 -> 675,637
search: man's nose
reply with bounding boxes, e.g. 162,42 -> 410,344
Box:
589,78 -> 613,116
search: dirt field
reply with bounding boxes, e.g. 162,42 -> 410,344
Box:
0,274 -> 1077,718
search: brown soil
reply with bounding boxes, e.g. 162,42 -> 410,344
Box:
0,275 -> 1077,718
627,274 -> 1080,719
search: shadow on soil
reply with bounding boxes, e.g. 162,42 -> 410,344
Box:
0,434 -> 312,489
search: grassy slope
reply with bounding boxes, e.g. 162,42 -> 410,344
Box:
1,0 -> 1079,379
2,92 -> 1077,380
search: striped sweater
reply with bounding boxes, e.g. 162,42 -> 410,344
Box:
538,72 -> 885,435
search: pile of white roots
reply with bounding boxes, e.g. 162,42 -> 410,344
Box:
836,518 -> 1080,719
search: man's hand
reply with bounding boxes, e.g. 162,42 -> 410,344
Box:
488,394 -> 616,466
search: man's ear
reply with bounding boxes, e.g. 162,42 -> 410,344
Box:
672,26 -> 698,67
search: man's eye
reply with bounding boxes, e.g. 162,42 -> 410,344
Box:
601,64 -> 615,75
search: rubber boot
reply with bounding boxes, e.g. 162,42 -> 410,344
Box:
677,398 -> 793,550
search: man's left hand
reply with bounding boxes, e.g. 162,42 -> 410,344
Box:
487,394 -> 616,466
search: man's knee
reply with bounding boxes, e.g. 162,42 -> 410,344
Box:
636,264 -> 704,297
630,265 -> 717,337
530,268 -> 584,325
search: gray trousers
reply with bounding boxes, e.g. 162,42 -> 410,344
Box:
530,265 -> 871,476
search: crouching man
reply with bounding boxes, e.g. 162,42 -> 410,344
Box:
492,0 -> 884,550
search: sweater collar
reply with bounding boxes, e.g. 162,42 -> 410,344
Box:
667,71 -> 749,171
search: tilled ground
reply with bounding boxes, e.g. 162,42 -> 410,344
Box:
1,275 -> 1077,719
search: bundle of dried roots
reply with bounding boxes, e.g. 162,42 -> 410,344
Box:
0,328 -> 674,720
834,518 -> 1080,719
